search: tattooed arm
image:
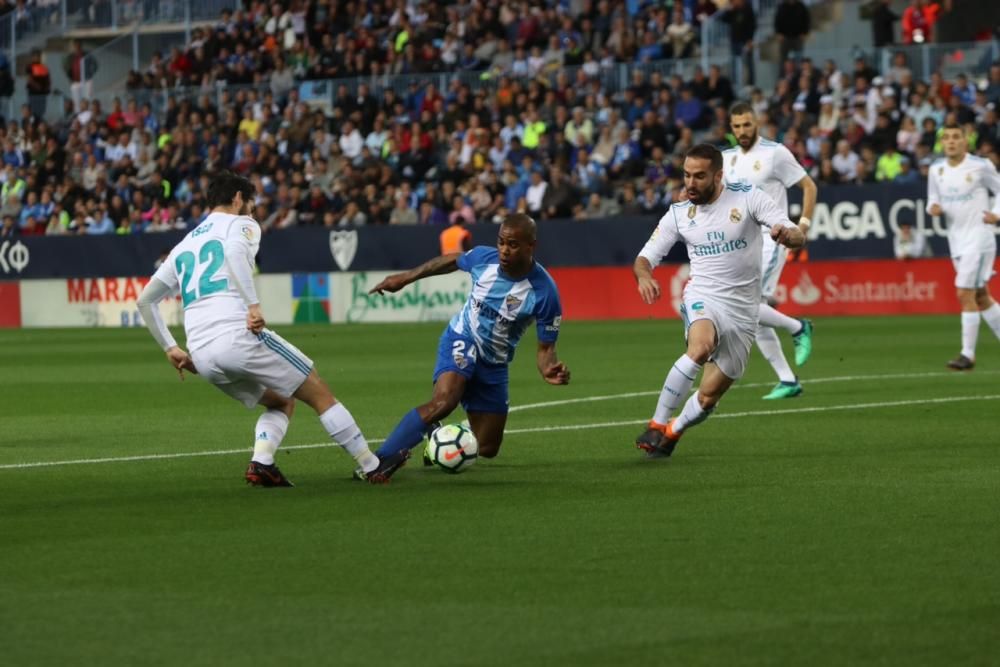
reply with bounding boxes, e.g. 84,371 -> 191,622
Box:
368,253 -> 463,294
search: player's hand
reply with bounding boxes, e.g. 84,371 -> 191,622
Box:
928,204 -> 943,217
166,346 -> 197,381
983,211 -> 1000,225
637,276 -> 661,304
542,362 -> 571,385
369,273 -> 409,295
246,304 -> 265,334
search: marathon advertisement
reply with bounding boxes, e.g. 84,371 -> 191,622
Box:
1,183 -> 989,281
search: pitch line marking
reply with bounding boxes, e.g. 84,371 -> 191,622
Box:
507,370 -> 999,413
2,394 -> 997,471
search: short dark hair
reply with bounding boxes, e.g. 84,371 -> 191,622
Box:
207,171 -> 253,209
501,212 -> 537,242
684,144 -> 723,173
729,100 -> 755,118
942,121 -> 964,133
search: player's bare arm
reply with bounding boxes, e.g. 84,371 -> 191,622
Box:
797,174 -> 817,231
770,223 -> 806,249
537,340 -> 570,385
633,256 -> 661,304
984,211 -> 1000,225
369,253 -> 463,294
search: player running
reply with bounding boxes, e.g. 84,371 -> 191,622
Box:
926,122 -> 1000,370
136,172 -> 407,486
724,102 -> 816,399
367,213 -> 570,478
633,144 -> 805,457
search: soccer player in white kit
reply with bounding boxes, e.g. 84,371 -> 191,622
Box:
724,102 -> 817,399
633,145 -> 805,457
135,172 -> 408,485
926,123 -> 1000,370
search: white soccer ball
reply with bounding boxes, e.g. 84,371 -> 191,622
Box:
426,424 -> 478,473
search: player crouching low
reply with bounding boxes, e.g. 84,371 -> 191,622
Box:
136,172 -> 408,486
632,144 -> 805,457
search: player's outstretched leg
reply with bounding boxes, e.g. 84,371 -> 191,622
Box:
636,320 -> 713,459
668,361 -> 733,438
371,372 -> 467,480
291,368 -> 405,484
245,391 -> 296,487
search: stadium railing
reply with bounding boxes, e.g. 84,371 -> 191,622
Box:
72,0 -> 237,31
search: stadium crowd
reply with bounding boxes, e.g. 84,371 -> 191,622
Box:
0,0 -> 998,238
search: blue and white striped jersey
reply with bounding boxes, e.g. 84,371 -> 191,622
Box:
449,246 -> 562,365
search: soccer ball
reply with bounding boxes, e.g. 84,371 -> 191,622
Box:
425,424 -> 478,473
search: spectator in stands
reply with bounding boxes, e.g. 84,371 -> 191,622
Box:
870,0 -> 900,47
831,139 -> 861,183
439,216 -> 472,254
774,0 -> 811,65
664,7 -> 695,59
893,221 -> 927,259
1,214 -> 15,238
25,50 -> 50,119
876,143 -> 904,181
902,0 -> 941,44
720,0 -> 757,86
63,41 -> 96,112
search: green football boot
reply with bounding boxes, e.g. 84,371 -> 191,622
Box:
792,319 -> 814,366
762,380 -> 803,400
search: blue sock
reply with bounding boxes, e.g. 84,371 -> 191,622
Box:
376,408 -> 430,457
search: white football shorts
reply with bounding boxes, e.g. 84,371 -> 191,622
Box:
679,293 -> 757,380
951,250 -> 996,289
190,328 -> 314,408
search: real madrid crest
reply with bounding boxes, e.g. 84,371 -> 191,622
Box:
753,160 -> 761,171
730,155 -> 737,167
939,167 -> 944,176
687,205 -> 697,219
729,208 -> 742,223
966,173 -> 973,183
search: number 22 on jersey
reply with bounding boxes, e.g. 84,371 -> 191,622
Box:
175,239 -> 229,307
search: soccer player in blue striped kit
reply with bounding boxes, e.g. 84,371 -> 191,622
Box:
366,213 -> 571,479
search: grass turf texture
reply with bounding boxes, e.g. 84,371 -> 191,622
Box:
1,316 -> 998,666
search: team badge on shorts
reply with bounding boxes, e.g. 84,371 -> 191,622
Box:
453,352 -> 469,369
729,208 -> 742,223
688,206 -> 697,219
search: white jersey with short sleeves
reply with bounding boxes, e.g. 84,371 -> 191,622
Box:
639,184 -> 794,324
152,211 -> 262,351
722,137 -> 806,213
926,154 -> 1000,258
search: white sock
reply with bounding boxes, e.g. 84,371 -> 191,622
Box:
980,303 -> 1000,340
652,354 -> 702,424
756,327 -> 797,383
319,403 -> 378,473
758,302 -> 802,335
961,312 -> 981,359
673,392 -> 715,433
252,409 -> 289,466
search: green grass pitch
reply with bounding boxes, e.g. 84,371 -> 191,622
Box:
2,316 -> 998,666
